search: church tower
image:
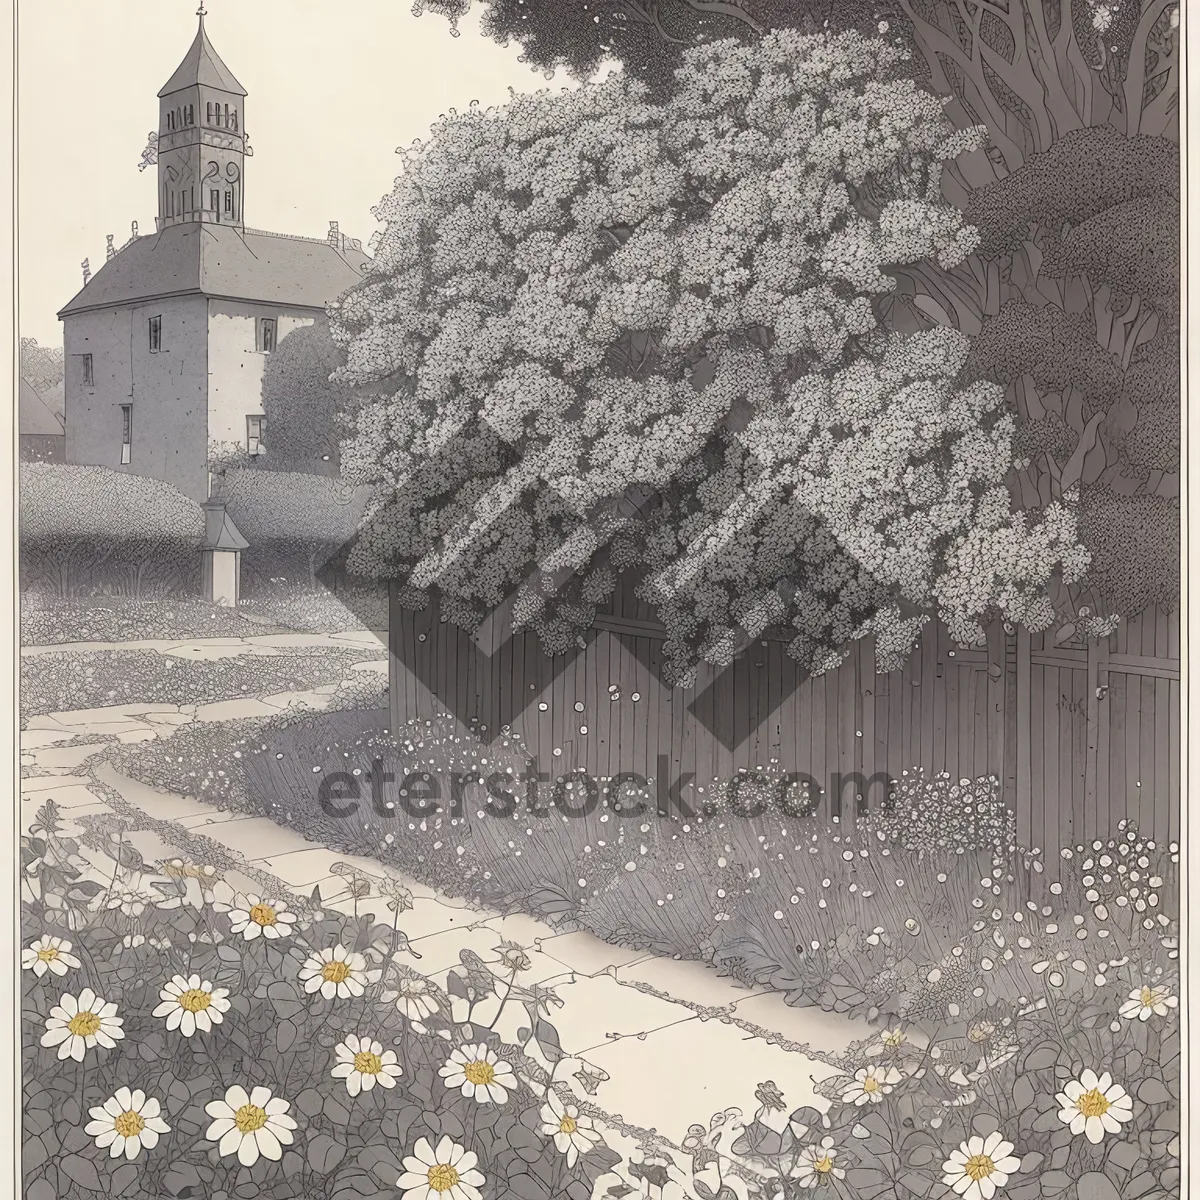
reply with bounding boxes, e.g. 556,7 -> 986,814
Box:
156,5 -> 247,230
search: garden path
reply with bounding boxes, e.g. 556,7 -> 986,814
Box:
21,632 -> 868,1198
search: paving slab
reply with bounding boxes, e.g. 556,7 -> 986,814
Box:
540,930 -> 651,977
26,743 -> 109,772
616,955 -> 768,1011
731,991 -> 870,1054
20,774 -> 94,794
585,1017 -> 845,1145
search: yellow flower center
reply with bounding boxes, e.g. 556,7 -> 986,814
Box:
967,1026 -> 992,1043
861,1077 -> 880,1093
427,1164 -> 460,1192
1076,1088 -> 1111,1119
234,1103 -> 268,1133
113,1110 -> 145,1139
964,1154 -> 995,1182
814,1155 -> 835,1174
322,961 -> 351,983
68,1011 -> 101,1037
559,1115 -> 578,1135
249,903 -> 277,927
353,1051 -> 383,1075
463,1059 -> 495,1086
883,1032 -> 904,1046
179,988 -> 212,1013
36,947 -> 59,962
1140,987 -> 1155,1006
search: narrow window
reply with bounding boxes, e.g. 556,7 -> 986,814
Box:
224,190 -> 233,215
247,414 -> 265,456
82,353 -> 93,386
231,108 -> 238,132
206,101 -> 212,124
148,315 -> 162,353
258,318 -> 277,354
224,103 -> 230,127
186,104 -> 194,124
120,405 -> 132,465
210,188 -> 220,216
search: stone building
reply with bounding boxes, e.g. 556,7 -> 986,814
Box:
57,9 -> 370,502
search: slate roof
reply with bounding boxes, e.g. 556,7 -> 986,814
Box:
160,16 -> 246,98
20,379 -> 66,437
57,222 -> 372,318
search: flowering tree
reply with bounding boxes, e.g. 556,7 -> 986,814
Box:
332,31 -> 1089,684
419,0 -> 1182,626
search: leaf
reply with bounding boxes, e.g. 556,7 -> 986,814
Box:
276,1019 -> 298,1055
266,980 -> 305,1020
1137,1077 -> 1173,1105
323,1093 -> 352,1126
445,971 -> 470,1001
308,1133 -> 347,1174
59,1154 -> 103,1191
523,886 -> 577,917
1024,1043 -> 1060,1071
110,1163 -> 140,1196
1075,1172 -> 1122,1200
534,1018 -> 564,1064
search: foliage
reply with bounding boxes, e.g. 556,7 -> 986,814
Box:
20,336 -> 65,401
423,1 -> 1182,627
963,127 -> 1179,618
260,323 -> 353,475
333,30 -> 1090,683
20,804 -> 619,1200
20,464 -> 204,600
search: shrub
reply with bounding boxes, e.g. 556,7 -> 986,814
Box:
221,468 -> 372,591
20,801 -> 620,1200
332,30 -> 1089,683
20,464 -> 203,599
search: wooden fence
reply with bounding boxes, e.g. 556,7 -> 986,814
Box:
390,585 -> 1180,854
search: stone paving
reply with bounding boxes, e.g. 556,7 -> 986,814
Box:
20,631 -> 868,1199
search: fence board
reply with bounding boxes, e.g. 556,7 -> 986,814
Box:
388,599 -> 1179,852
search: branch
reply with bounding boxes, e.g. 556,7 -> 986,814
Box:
1123,0 -> 1177,135
678,0 -> 764,35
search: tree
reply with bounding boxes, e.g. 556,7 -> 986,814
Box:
20,337 -> 65,406
259,321 -> 352,475
418,0 -> 1182,625
331,31 -> 1090,686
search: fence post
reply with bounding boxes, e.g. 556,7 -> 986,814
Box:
1015,626 -> 1032,849
1086,635 -> 1111,840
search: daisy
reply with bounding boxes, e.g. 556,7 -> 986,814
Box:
1055,1070 -> 1134,1144
152,974 -> 232,1037
84,1088 -> 170,1160
840,1065 -> 901,1106
383,970 -> 440,1021
941,1131 -> 1021,1200
331,1035 -> 403,1097
105,888 -> 148,918
41,989 -> 124,1062
299,945 -> 378,1000
539,1089 -> 599,1167
396,1135 -> 485,1200
792,1136 -> 846,1187
226,895 -> 297,942
1119,984 -> 1178,1022
204,1084 -> 297,1167
439,1043 -> 517,1104
22,935 -> 81,978
880,1028 -> 906,1049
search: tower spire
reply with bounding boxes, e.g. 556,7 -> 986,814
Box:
196,2 -> 206,20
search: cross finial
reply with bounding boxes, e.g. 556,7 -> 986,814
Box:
196,1 -> 206,19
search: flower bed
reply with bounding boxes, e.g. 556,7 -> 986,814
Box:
20,646 -> 383,719
20,806 -> 620,1200
103,714 -> 1181,1031
680,958 -> 1179,1200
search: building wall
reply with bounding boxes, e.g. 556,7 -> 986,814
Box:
206,299 -> 317,453
19,434 -> 65,463
63,295 -> 210,501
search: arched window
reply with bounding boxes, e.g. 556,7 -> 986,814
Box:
206,102 -> 212,124
231,109 -> 238,132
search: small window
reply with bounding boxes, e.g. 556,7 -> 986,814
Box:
148,315 -> 162,353
247,415 -> 265,456
185,104 -> 194,125
210,188 -> 220,215
258,318 -> 277,353
224,103 -> 230,127
166,111 -> 174,132
82,353 -> 93,386
206,101 -> 213,124
224,190 -> 233,215
231,109 -> 238,132
120,405 -> 133,465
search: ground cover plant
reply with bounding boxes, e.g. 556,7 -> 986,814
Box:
20,588 -> 388,646
20,646 -> 383,719
20,801 -> 620,1200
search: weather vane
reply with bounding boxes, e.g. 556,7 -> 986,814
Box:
196,1 -> 206,17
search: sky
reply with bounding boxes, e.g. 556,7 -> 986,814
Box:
17,0 -> 599,346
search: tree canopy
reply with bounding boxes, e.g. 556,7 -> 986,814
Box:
332,30 -> 1089,684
